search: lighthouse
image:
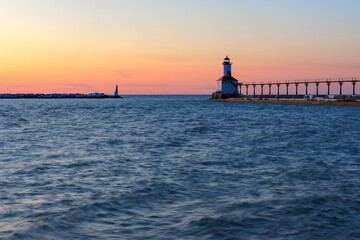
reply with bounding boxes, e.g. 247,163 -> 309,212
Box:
114,84 -> 121,98
212,56 -> 241,99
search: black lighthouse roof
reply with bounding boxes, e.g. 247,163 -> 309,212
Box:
217,75 -> 238,81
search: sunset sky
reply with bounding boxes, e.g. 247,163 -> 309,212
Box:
1,0 -> 360,94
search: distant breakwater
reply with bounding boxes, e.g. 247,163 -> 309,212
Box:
0,93 -> 121,99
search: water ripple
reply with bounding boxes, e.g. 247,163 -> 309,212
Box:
0,96 -> 359,239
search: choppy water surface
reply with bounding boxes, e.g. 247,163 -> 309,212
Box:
0,96 -> 359,239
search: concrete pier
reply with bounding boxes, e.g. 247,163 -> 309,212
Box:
295,83 -> 299,95
316,82 -> 320,96
286,83 -> 289,95
326,81 -> 331,95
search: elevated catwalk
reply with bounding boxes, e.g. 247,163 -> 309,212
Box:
241,78 -> 359,96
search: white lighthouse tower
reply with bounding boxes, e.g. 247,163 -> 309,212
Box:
213,56 -> 241,99
223,55 -> 232,76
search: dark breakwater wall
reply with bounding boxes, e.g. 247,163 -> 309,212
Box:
0,93 -> 121,99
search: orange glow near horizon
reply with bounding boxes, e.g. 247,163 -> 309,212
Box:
1,1 -> 359,94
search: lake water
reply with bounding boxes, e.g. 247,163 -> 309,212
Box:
0,95 -> 359,239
